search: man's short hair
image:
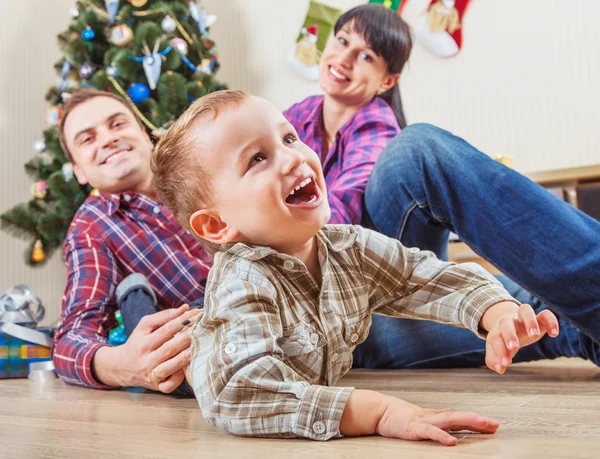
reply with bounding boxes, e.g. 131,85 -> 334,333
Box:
152,89 -> 250,235
58,88 -> 145,162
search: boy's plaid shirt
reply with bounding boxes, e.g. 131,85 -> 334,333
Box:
189,225 -> 515,440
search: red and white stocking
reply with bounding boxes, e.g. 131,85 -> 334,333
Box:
413,0 -> 471,57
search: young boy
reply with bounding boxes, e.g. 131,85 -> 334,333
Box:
151,90 -> 559,446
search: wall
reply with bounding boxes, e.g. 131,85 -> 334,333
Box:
1,0 -> 598,324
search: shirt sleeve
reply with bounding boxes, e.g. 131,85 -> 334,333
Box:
328,117 -> 398,225
356,227 -> 518,337
51,229 -> 120,389
189,277 -> 353,440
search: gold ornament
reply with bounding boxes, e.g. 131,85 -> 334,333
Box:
31,240 -> 46,263
110,24 -> 134,47
90,188 -> 100,196
427,0 -> 461,33
129,0 -> 147,7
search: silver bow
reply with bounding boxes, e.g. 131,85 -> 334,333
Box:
0,284 -> 45,328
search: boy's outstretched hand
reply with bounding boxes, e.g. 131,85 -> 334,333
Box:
341,390 -> 500,446
484,303 -> 559,374
375,398 -> 500,446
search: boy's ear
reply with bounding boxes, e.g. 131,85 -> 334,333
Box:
189,209 -> 239,245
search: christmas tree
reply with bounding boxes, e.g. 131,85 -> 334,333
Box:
1,0 -> 226,266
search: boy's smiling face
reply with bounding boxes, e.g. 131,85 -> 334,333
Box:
189,96 -> 331,253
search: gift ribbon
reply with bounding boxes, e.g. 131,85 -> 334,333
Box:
28,361 -> 57,382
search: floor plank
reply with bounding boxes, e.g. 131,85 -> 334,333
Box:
0,358 -> 598,458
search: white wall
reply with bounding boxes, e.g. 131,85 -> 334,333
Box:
1,0 -> 599,324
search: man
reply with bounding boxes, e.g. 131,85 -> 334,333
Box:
53,89 -> 598,394
53,89 -> 207,393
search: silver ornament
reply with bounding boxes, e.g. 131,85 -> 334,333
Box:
62,163 -> 74,181
107,64 -> 118,77
161,15 -> 177,33
79,63 -> 97,80
69,8 -> 79,18
33,139 -> 46,152
105,0 -> 119,24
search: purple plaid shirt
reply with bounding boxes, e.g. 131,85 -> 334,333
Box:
284,95 -> 400,224
53,95 -> 399,388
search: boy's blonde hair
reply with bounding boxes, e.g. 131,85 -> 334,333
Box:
152,89 -> 250,234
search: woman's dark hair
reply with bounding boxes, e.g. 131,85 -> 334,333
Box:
334,4 -> 413,128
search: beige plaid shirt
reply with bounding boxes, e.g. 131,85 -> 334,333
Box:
189,225 -> 515,440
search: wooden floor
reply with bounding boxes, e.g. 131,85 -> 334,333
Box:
0,359 -> 598,459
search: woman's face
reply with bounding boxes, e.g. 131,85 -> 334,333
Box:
319,24 -> 398,107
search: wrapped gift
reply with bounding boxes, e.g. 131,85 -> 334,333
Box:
0,284 -> 53,379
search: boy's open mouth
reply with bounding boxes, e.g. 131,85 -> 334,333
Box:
285,177 -> 320,206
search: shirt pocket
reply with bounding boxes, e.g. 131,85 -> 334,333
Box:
278,324 -> 322,356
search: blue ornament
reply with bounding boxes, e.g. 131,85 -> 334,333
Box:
82,26 -> 95,41
127,83 -> 151,104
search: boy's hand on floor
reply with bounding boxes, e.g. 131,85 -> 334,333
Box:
485,303 -> 559,374
376,398 -> 500,446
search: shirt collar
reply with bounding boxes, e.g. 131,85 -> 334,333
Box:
94,191 -> 159,216
219,225 -> 358,262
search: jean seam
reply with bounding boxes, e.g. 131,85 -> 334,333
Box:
397,200 -> 452,241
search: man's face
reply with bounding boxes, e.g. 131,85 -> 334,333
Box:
192,97 -> 331,253
62,96 -> 154,194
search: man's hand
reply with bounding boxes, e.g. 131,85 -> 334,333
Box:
93,304 -> 202,393
484,303 -> 559,374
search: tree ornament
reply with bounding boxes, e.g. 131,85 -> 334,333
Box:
62,163 -> 74,181
105,0 -> 120,24
46,106 -> 62,125
141,41 -> 163,90
33,139 -> 46,152
79,63 -> 98,80
69,7 -> 79,18
110,24 -> 134,47
129,0 -> 147,7
30,181 -> 48,200
82,26 -> 96,42
189,2 -> 216,35
90,188 -> 100,196
31,240 -> 46,263
127,82 -> 151,103
107,64 -> 118,77
169,38 -> 188,56
161,15 -> 177,34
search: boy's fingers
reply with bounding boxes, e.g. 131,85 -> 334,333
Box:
499,316 -> 520,352
414,423 -> 457,446
431,411 -> 499,434
486,332 -> 510,373
537,310 -> 560,337
518,304 -> 540,337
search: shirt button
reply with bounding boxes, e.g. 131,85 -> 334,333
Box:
331,353 -> 339,362
224,343 -> 236,355
153,206 -> 161,214
310,333 -> 319,345
123,195 -> 131,202
283,260 -> 295,270
350,333 -> 359,343
409,247 -> 420,254
312,421 -> 326,435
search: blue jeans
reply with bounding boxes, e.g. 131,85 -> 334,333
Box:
354,123 -> 600,368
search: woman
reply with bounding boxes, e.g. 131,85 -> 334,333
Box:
284,4 -> 600,368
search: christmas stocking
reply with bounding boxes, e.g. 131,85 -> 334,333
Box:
287,1 -> 341,81
413,0 -> 471,57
